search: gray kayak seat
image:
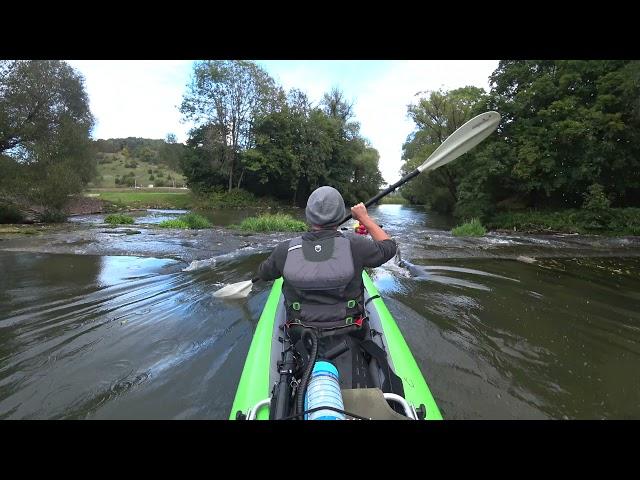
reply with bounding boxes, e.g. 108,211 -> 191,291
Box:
341,388 -> 411,420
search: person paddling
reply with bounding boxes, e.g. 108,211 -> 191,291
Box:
256,186 -> 396,331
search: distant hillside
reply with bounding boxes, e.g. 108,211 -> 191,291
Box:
88,137 -> 188,189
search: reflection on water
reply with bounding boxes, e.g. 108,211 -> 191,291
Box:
366,203 -> 456,231
0,252 -> 270,419
371,256 -> 640,419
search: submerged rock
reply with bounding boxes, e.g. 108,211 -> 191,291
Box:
101,229 -> 142,235
517,255 -> 537,264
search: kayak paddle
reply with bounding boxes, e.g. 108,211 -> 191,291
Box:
213,276 -> 259,299
337,111 -> 501,224
213,111 -> 501,299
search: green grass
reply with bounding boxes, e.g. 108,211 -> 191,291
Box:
104,213 -> 135,225
452,218 -> 487,237
88,190 -> 194,210
90,154 -> 186,189
236,213 -> 307,232
487,208 -> 640,236
488,210 -> 581,233
0,226 -> 38,234
158,213 -> 212,229
90,188 -> 287,212
158,219 -> 189,229
181,213 -> 212,229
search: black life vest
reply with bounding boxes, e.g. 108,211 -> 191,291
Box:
282,235 -> 364,329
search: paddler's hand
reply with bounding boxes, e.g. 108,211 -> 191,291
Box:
351,202 -> 390,242
351,203 -> 370,223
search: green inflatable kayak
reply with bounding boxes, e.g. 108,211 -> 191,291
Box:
230,271 -> 442,420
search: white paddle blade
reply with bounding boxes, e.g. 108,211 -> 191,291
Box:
213,280 -> 253,299
418,111 -> 501,173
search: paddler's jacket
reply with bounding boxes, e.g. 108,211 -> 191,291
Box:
257,229 -> 397,328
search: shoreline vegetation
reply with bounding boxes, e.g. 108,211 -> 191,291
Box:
452,218 -> 487,237
233,213 -> 307,232
104,213 -> 134,225
4,60 -> 639,240
86,187 -> 285,212
2,189 -> 640,236
158,213 -> 212,229
488,208 -> 640,236
451,208 -> 640,237
454,208 -> 640,237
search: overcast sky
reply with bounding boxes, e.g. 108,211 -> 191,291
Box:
67,60 -> 499,184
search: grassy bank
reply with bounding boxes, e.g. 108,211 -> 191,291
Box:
88,188 -> 286,212
91,153 -> 186,189
452,218 -> 486,237
158,213 -> 212,229
235,213 -> 307,232
487,208 -> 640,236
0,226 -> 39,235
104,214 -> 135,225
87,189 -> 194,210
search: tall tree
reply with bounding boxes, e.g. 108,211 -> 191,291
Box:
400,86 -> 487,213
321,87 -> 354,123
179,124 -> 230,192
401,61 -> 640,220
242,87 -> 384,206
485,60 -> 640,209
180,61 -> 278,192
0,60 -> 95,213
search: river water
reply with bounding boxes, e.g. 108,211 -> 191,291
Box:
1,205 -> 639,419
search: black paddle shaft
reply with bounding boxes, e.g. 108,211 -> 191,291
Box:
337,168 -> 420,226
249,169 -> 420,277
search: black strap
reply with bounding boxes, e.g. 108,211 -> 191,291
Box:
358,339 -> 405,397
364,295 -> 381,309
287,322 -> 364,338
286,298 -> 365,331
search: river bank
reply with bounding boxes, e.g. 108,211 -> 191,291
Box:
483,207 -> 640,237
0,222 -> 292,264
1,188 -> 292,225
2,209 -> 640,264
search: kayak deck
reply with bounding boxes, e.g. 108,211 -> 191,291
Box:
230,271 -> 442,420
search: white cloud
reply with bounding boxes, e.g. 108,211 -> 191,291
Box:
260,62 -> 335,106
66,60 -> 194,143
353,61 -> 499,184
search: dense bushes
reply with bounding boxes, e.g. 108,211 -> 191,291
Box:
399,61 -> 640,225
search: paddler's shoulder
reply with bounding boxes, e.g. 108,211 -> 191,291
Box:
301,229 -> 342,241
346,232 -> 397,247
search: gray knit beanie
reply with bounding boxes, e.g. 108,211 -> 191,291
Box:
305,186 -> 346,227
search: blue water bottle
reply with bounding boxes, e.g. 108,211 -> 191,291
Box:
304,361 -> 345,420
